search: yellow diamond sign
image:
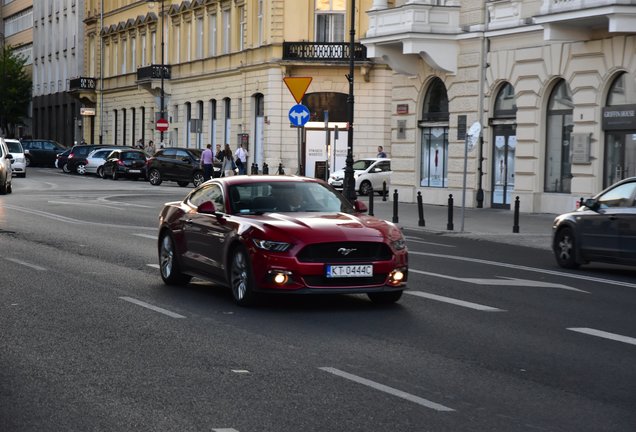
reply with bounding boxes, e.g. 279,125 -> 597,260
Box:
283,77 -> 313,104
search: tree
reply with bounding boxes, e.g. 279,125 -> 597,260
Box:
0,45 -> 32,138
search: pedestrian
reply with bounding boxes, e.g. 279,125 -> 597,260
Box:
377,145 -> 387,158
137,139 -> 144,150
200,143 -> 214,181
234,142 -> 248,175
221,143 -> 235,177
146,140 -> 155,156
215,143 -> 223,161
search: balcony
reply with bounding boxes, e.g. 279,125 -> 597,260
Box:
136,64 -> 171,81
535,0 -> 636,41
68,76 -> 97,104
282,42 -> 368,62
362,0 -> 461,74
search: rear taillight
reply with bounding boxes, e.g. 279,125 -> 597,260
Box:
117,160 -> 125,166
68,153 -> 75,159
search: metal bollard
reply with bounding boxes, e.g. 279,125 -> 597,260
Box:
250,163 -> 258,175
382,181 -> 387,201
513,196 -> 520,233
262,163 -> 269,175
417,191 -> 425,227
368,187 -> 374,216
392,189 -> 399,223
277,163 -> 285,175
447,194 -> 454,231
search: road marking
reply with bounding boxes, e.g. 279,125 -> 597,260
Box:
410,251 -> 636,289
319,367 -> 454,412
5,258 -> 47,271
212,429 -> 240,432
410,269 -> 587,293
146,263 -> 160,269
568,327 -> 636,346
119,296 -> 185,319
47,200 -> 125,210
405,237 -> 455,248
405,291 -> 504,312
135,233 -> 157,240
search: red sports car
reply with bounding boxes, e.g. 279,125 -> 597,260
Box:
158,176 -> 408,306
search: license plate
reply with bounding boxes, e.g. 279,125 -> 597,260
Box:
129,169 -> 141,173
326,264 -> 373,278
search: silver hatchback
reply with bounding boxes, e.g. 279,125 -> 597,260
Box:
0,138 -> 14,194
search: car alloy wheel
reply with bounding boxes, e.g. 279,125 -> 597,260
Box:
368,291 -> 403,304
193,172 -> 205,187
230,246 -> 256,306
554,227 -> 579,269
97,167 -> 104,178
359,180 -> 373,196
159,232 -> 191,285
62,163 -> 70,173
148,169 -> 162,186
76,164 -> 87,175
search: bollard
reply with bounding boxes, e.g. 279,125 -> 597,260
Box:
250,163 -> 258,175
579,197 -> 584,208
368,187 -> 374,216
262,163 -> 269,175
513,196 -> 520,233
382,181 -> 387,201
447,194 -> 454,231
277,163 -> 285,175
417,191 -> 425,227
392,189 -> 399,223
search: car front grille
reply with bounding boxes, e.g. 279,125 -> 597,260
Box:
297,242 -> 392,263
303,274 -> 387,287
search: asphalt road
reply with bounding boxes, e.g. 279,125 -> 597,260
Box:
1,169 -> 635,432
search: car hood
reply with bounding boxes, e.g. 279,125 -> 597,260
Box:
331,169 -> 365,178
243,211 -> 402,243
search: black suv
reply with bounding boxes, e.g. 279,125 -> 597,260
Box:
64,144 -> 112,173
21,139 -> 68,167
146,147 -> 218,187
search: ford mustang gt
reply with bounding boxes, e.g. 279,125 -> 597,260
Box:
158,176 -> 408,306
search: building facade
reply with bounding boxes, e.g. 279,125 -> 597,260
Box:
1,0 -> 33,138
363,0 -> 636,213
32,0 -> 85,146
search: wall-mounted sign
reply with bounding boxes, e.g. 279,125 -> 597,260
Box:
571,133 -> 592,164
602,104 -> 636,130
397,104 -> 409,115
80,107 -> 95,116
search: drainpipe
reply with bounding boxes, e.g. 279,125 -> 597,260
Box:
476,5 -> 489,208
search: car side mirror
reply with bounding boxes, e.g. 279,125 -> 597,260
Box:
353,200 -> 368,213
198,200 -> 217,215
372,167 -> 382,173
584,198 -> 600,211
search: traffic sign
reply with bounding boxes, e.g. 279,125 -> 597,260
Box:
156,118 -> 169,132
283,77 -> 312,104
288,104 -> 310,127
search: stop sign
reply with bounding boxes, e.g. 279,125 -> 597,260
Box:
156,118 -> 169,132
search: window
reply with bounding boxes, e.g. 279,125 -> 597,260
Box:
209,13 -> 217,56
189,183 -> 225,212
186,21 -> 191,62
209,99 -> 217,147
493,82 -> 517,118
315,0 -> 345,42
224,98 -> 231,145
222,9 -> 231,54
4,8 -> 33,37
131,37 -> 136,70
420,78 -> 449,188
151,31 -> 157,64
141,34 -> 147,65
175,25 -> 181,63
196,16 -> 204,59
257,0 -> 264,46
238,6 -> 245,51
544,80 -> 574,193
121,41 -> 127,74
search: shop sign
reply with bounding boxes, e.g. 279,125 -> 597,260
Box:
602,104 -> 636,130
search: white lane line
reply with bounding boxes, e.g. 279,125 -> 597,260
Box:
410,251 -> 636,289
405,291 -> 505,312
212,429 -> 240,432
119,296 -> 185,319
134,233 -> 157,240
405,238 -> 455,248
47,200 -> 125,210
146,264 -> 160,269
5,258 -> 47,271
319,367 -> 454,412
567,327 -> 636,346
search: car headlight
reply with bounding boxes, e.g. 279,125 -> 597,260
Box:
15,157 -> 24,163
252,238 -> 291,252
391,238 -> 406,251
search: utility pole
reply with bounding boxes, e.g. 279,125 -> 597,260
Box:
343,0 -> 356,202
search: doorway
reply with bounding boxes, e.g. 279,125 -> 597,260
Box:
492,124 -> 516,209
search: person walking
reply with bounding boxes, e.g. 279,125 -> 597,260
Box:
200,144 -> 214,181
146,140 -> 155,156
234,143 -> 248,175
221,143 -> 235,177
377,145 -> 387,158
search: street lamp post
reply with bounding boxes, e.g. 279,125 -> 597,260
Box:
148,0 -> 166,144
343,0 -> 356,202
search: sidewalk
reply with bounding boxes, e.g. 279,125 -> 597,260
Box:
366,197 -> 557,250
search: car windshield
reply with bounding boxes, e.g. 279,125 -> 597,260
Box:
352,160 -> 374,170
6,142 -> 23,153
122,151 -> 146,160
229,181 -> 354,214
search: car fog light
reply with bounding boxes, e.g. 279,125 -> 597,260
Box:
388,268 -> 406,285
273,273 -> 288,284
268,270 -> 292,285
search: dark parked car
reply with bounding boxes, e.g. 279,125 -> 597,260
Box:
65,144 -> 111,174
157,176 -> 408,306
21,139 -> 67,167
146,147 -> 219,188
102,149 -> 148,180
55,148 -> 72,172
552,177 -> 636,268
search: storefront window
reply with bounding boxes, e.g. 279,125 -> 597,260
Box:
544,80 -> 573,193
420,78 -> 449,187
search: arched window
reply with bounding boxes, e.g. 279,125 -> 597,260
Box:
544,80 -> 574,193
185,102 -> 192,148
420,78 -> 449,187
493,82 -> 517,118
224,97 -> 231,145
607,72 -> 636,106
209,99 -> 217,147
254,93 -> 265,168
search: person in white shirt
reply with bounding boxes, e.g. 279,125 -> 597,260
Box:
234,143 -> 248,175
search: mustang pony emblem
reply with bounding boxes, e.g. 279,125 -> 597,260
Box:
337,247 -> 357,256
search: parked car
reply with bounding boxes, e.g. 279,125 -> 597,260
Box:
5,139 -> 26,177
20,139 -> 67,167
552,177 -> 636,268
65,144 -> 110,174
0,138 -> 13,194
157,176 -> 408,306
81,147 -> 130,177
55,149 -> 72,172
146,147 -> 218,188
328,158 -> 392,196
102,149 -> 148,180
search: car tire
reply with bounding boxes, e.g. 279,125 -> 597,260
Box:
112,170 -> 118,180
97,167 -> 104,178
192,171 -> 205,187
148,169 -> 162,186
25,157 -> 31,167
6,182 -> 11,194
0,181 -> 6,195
76,164 -> 87,175
230,245 -> 257,307
554,227 -> 579,269
159,232 -> 192,285
359,180 -> 373,196
177,181 -> 189,187
368,290 -> 403,304
62,163 -> 70,173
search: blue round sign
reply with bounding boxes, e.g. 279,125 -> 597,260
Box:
288,104 -> 310,127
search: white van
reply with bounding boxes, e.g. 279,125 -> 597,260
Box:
0,138 -> 14,194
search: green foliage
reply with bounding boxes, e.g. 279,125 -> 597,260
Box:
0,45 -> 32,137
